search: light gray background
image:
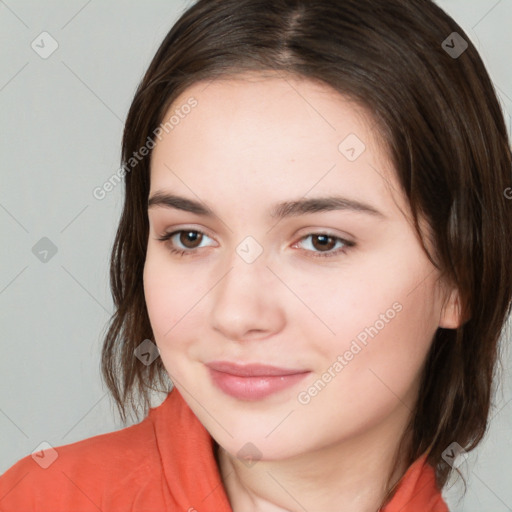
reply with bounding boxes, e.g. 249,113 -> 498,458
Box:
1,1 -> 511,510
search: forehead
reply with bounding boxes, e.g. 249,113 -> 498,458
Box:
149,73 -> 405,219
165,73 -> 378,153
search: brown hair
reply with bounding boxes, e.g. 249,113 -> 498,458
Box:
101,0 -> 512,498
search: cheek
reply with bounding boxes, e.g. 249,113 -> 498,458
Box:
358,294 -> 437,377
305,242 -> 441,395
143,259 -> 202,387
143,251 -> 168,334
143,247 -> 194,344
143,244 -> 223,377
310,271 -> 441,417
291,250 -> 438,358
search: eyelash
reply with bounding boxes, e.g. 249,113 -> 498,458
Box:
156,229 -> 355,259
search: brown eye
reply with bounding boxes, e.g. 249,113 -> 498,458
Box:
295,233 -> 354,259
156,229 -> 216,257
179,231 -> 203,249
311,234 -> 337,252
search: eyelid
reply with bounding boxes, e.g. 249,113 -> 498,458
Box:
293,226 -> 355,244
156,224 -> 217,240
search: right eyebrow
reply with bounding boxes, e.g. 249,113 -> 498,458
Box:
148,192 -> 213,216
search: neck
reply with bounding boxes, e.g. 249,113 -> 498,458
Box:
216,408 -> 413,512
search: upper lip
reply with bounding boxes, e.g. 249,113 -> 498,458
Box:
206,361 -> 309,377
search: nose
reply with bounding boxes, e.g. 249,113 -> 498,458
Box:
209,251 -> 286,342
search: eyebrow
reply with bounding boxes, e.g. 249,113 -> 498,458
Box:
147,191 -> 385,219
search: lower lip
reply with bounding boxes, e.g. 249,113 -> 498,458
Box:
208,368 -> 310,401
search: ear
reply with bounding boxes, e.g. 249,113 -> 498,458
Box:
438,287 -> 463,329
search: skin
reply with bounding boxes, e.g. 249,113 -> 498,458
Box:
143,73 -> 461,512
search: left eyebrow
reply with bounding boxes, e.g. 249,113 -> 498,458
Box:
147,191 -> 386,219
269,195 -> 386,219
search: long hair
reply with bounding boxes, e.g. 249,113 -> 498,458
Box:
101,0 -> 512,495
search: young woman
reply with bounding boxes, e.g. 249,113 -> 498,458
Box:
1,0 -> 511,511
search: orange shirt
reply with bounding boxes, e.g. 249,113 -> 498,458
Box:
0,389 -> 449,511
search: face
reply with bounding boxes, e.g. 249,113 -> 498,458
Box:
144,73 -> 459,461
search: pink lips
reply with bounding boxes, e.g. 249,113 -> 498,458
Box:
206,361 -> 310,401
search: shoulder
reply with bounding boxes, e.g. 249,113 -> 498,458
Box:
0,402 -> 164,511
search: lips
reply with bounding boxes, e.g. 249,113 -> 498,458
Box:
206,361 -> 311,400
206,361 -> 308,377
